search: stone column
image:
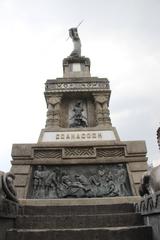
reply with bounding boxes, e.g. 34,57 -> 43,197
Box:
93,94 -> 111,126
45,95 -> 62,128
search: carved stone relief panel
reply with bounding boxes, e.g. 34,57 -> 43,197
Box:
93,93 -> 111,126
45,95 -> 62,128
97,148 -> 125,158
62,147 -> 96,158
34,149 -> 62,159
28,164 -> 132,199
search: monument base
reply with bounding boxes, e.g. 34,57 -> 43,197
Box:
11,139 -> 147,199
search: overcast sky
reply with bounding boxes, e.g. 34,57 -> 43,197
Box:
0,0 -> 160,171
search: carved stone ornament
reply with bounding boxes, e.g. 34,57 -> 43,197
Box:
46,96 -> 62,128
97,148 -> 124,158
62,147 -> 96,158
45,80 -> 109,92
93,94 -> 111,126
0,171 -> 18,202
29,164 -> 132,199
34,149 -> 62,159
94,95 -> 107,104
48,96 -> 61,106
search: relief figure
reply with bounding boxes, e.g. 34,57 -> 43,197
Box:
31,164 -> 131,199
69,101 -> 87,128
115,164 -> 129,196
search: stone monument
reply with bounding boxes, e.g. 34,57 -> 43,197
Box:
11,28 -> 148,200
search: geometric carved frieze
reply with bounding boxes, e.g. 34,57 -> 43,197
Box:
34,149 -> 62,159
28,163 -> 132,199
45,80 -> 110,93
62,147 -> 96,159
97,148 -> 125,158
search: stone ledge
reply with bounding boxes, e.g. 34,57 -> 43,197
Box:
20,196 -> 141,206
11,157 -> 147,166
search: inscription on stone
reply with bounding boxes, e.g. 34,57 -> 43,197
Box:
28,164 -> 132,199
41,130 -> 116,142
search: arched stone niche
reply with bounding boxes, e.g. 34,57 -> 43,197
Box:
60,93 -> 96,128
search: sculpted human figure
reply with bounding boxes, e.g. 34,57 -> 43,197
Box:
69,28 -> 81,57
70,101 -> 87,128
115,164 -> 128,196
33,165 -> 44,193
44,169 -> 57,197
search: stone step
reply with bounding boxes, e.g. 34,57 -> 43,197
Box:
6,226 -> 153,240
15,213 -> 144,229
20,203 -> 135,216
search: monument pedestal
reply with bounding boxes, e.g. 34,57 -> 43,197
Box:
11,137 -> 147,199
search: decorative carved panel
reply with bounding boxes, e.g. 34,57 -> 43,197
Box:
28,164 -> 132,199
45,80 -> 110,93
97,148 -> 124,158
62,147 -> 96,158
34,149 -> 62,159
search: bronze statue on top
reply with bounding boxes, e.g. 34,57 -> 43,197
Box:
69,28 -> 81,57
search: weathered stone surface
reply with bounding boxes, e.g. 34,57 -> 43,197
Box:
128,162 -> 148,172
11,165 -> 30,174
12,144 -> 33,158
125,141 -> 147,155
5,202 -> 152,240
19,202 -> 136,214
15,187 -> 25,199
19,196 -> 141,206
15,213 -> 143,229
0,198 -> 19,240
132,172 -> 145,184
14,175 -> 28,187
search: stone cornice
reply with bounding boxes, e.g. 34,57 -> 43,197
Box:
45,78 -> 110,94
